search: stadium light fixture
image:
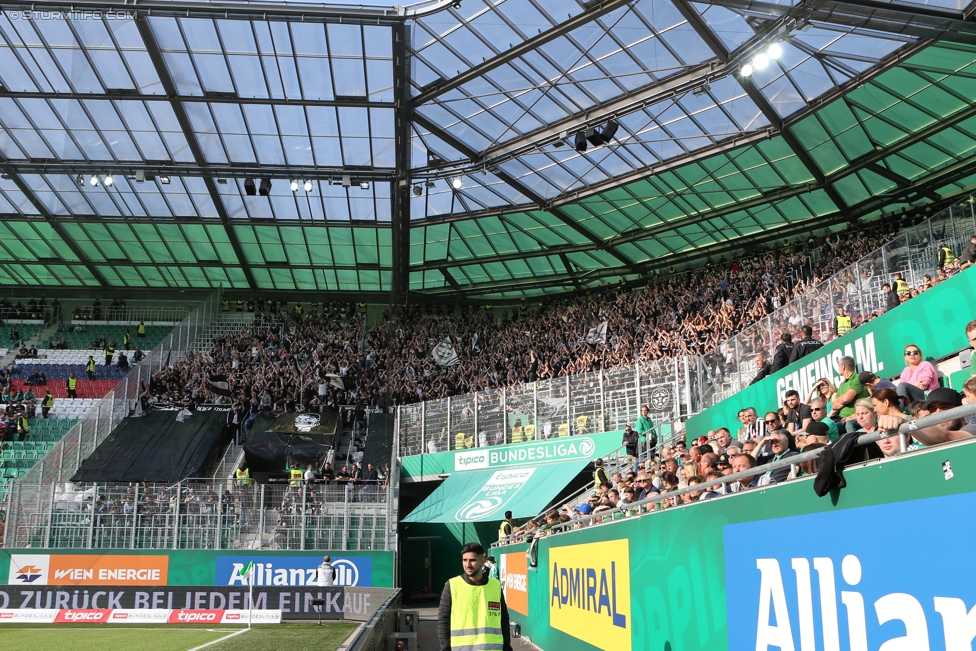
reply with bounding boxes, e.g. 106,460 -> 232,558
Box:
89,174 -> 99,186
752,53 -> 769,70
426,180 -> 436,189
259,178 -> 272,196
244,178 -> 256,195
104,174 -> 114,187
360,181 -> 370,190
767,42 -> 783,59
413,185 -> 423,196
160,176 -> 171,185
451,177 -> 463,189
739,63 -> 754,77
76,174 -> 85,187
290,179 -> 299,192
304,180 -> 313,192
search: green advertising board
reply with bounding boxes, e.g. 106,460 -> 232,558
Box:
497,439 -> 976,651
686,267 -> 976,437
400,430 -> 625,481
0,549 -> 393,587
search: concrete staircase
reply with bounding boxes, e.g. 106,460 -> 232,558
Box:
0,321 -> 59,370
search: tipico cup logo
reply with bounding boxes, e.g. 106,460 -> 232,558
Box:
454,468 -> 536,522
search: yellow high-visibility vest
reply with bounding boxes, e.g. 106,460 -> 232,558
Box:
448,577 -> 504,651
523,424 -> 536,441
455,432 -> 465,450
576,415 -> 588,432
235,468 -> 251,486
836,315 -> 852,336
557,423 -> 569,437
289,468 -> 303,487
511,426 -> 523,444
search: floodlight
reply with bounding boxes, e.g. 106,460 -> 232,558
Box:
413,185 -> 423,196
304,180 -> 313,192
90,174 -> 99,186
76,174 -> 85,187
360,181 -> 370,190
451,177 -> 462,189
160,176 -> 171,185
752,53 -> 769,70
259,178 -> 272,196
740,64 -> 754,77
290,179 -> 299,192
104,174 -> 113,187
767,42 -> 782,59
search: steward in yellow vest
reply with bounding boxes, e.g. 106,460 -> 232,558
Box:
523,423 -> 535,441
438,542 -> 511,651
455,432 -> 466,450
236,465 -> 251,487
289,465 -> 304,488
575,414 -> 588,434
834,308 -> 852,337
511,420 -> 523,443
557,423 -> 569,437
137,321 -> 146,337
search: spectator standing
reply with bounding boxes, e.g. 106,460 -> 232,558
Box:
622,426 -> 639,463
882,283 -> 900,312
959,235 -> 976,265
770,333 -> 794,372
788,325 -> 824,365
634,405 -> 656,448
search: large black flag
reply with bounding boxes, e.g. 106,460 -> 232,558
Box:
270,410 -> 339,436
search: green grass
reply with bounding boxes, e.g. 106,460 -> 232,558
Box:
0,623 -> 357,651
208,623 -> 358,651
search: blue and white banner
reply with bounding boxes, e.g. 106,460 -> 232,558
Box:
724,492 -> 976,651
216,555 -> 372,587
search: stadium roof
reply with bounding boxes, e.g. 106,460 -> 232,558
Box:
1,0 -> 976,298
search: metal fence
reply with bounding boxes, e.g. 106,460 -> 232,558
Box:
4,288 -> 224,548
68,305 -> 190,324
9,477 -> 391,551
398,196 -> 976,456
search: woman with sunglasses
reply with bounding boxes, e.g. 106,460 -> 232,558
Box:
896,344 -> 938,402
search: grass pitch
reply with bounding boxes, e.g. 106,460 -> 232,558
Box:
0,622 -> 358,651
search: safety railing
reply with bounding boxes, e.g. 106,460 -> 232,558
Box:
68,305 -> 189,324
398,195 -> 976,459
701,201 -> 976,406
8,476 -> 391,551
492,401 -> 976,548
3,289 -> 223,547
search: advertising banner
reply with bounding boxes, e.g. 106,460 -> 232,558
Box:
401,430 -> 624,481
0,585 -> 375,620
549,539 -> 631,651
0,550 -> 393,588
0,609 -> 283,624
496,439 -> 976,651
215,555 -> 371,587
499,552 -> 528,617
9,553 -> 168,586
687,266 -> 976,436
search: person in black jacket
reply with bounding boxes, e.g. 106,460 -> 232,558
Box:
882,283 -> 900,312
959,235 -> 976,265
749,355 -> 771,386
770,333 -> 794,372
788,326 -> 824,365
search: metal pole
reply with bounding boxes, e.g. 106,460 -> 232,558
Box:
420,401 -> 425,454
129,484 -> 139,549
44,482 -> 56,548
300,484 -> 306,550
598,368 -> 605,432
87,482 -> 97,549
533,383 -> 538,437
258,485 -> 266,549
565,375 -> 570,436
173,485 -> 180,550
473,392 -> 479,447
343,487 -> 350,551
502,387 -> 507,443
446,396 -> 452,445
216,486 -> 223,550
683,356 -> 691,417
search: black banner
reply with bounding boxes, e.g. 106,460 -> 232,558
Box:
0,585 -> 383,620
270,411 -> 338,436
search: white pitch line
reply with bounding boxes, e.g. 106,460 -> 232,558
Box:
186,627 -> 249,651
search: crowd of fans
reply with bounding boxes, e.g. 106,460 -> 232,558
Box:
499,311 -> 976,543
143,219 -> 956,411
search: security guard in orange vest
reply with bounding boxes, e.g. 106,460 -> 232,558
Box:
438,542 -> 512,651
